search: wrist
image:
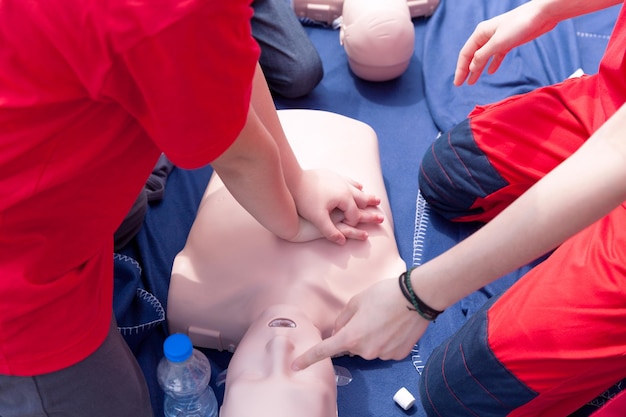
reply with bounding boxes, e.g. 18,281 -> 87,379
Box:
407,265 -> 451,312
533,0 -> 567,26
398,267 -> 445,321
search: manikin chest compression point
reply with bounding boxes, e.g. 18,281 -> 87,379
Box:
340,0 -> 415,81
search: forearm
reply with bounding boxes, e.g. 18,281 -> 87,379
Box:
455,0 -> 623,85
534,0 -> 623,24
413,103 -> 626,311
212,104 -> 301,241
249,63 -> 303,190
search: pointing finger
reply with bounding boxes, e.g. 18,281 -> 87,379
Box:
292,334 -> 348,372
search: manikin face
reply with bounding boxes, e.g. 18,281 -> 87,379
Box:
220,304 -> 338,417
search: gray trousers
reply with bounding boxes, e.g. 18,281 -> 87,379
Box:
0,317 -> 153,417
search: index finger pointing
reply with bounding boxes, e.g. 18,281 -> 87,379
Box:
292,335 -> 347,372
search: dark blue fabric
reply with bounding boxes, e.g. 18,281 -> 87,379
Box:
113,253 -> 165,353
419,119 -> 509,220
423,0 -> 583,133
419,296 -> 537,416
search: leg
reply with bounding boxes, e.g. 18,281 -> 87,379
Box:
419,75 -> 600,222
0,316 -> 153,417
251,0 -> 324,98
419,204 -> 626,416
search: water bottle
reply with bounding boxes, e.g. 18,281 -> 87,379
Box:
157,333 -> 218,417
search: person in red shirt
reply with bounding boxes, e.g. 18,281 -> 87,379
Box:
293,0 -> 626,415
0,1 -> 381,415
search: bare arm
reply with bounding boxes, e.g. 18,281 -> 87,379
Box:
212,100 -> 300,241
212,64 -> 382,244
293,102 -> 626,370
455,0 -> 623,85
247,63 -> 303,192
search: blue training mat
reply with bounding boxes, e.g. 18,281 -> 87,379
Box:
113,1 -> 620,416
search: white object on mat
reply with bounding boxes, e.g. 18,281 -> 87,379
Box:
393,387 -> 416,410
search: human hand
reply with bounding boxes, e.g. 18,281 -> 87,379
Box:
454,1 -> 556,86
288,206 -> 381,243
289,169 -> 383,245
291,278 -> 429,371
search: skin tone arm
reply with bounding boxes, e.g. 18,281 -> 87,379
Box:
455,0 -> 623,85
293,100 -> 626,370
212,63 -> 383,244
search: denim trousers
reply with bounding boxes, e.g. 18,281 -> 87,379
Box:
251,0 -> 323,98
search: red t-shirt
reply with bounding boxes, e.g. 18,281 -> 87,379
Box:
0,0 -> 259,375
594,0 -> 626,129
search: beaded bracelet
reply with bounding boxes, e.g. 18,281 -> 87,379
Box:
398,267 -> 444,321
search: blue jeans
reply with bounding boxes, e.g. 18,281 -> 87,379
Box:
251,0 -> 323,98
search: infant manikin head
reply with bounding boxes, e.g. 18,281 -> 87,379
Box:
220,304 -> 337,417
340,0 -> 415,81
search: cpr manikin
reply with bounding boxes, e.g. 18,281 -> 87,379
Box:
340,0 -> 416,81
167,109 -> 406,417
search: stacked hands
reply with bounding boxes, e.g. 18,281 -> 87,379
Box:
286,169 -> 383,245
213,63 -> 383,247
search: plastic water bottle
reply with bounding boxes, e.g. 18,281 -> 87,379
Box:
157,333 -> 218,417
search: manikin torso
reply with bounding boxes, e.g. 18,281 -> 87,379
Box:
167,109 -> 406,417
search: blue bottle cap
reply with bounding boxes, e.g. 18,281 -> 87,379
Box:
163,333 -> 193,362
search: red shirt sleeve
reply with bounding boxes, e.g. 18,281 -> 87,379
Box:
101,0 -> 260,168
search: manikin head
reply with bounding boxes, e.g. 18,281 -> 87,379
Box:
220,304 -> 337,417
340,0 -> 415,81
